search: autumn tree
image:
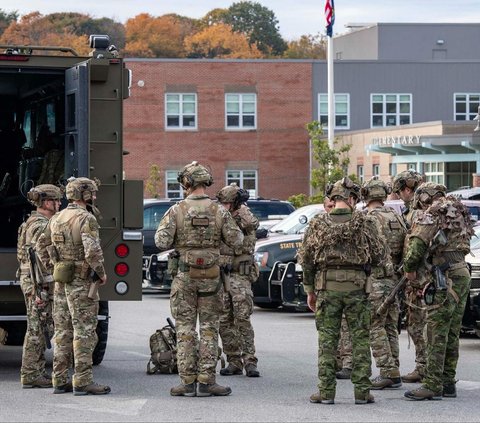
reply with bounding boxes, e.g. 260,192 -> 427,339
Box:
184,23 -> 262,59
124,13 -> 198,58
222,1 -> 287,56
0,9 -> 18,37
145,164 -> 162,198
284,33 -> 327,59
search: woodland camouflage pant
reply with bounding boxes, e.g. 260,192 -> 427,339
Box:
170,271 -> 223,385
336,315 -> 352,370
52,277 -> 98,388
219,273 -> 257,368
315,290 -> 372,399
20,280 -> 54,384
423,271 -> 470,392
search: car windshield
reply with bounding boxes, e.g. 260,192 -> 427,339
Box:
143,203 -> 174,230
268,204 -> 325,234
471,226 -> 480,250
247,202 -> 295,221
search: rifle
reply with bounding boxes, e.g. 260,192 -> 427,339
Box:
376,274 -> 408,316
87,270 -> 101,300
166,317 -> 177,342
27,246 -> 52,349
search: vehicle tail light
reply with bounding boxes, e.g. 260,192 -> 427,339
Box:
115,243 -> 129,258
115,262 -> 129,276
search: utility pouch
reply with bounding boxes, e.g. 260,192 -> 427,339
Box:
167,252 -> 179,277
314,271 -> 327,291
221,268 -> 231,293
432,264 -> 449,291
189,265 -> 220,280
185,250 -> 218,269
423,282 -> 436,305
53,261 -> 75,284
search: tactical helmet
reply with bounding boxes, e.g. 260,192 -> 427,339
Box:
27,184 -> 63,207
177,161 -> 213,189
361,177 -> 392,203
392,169 -> 422,193
65,177 -> 99,202
216,183 -> 239,203
412,182 -> 447,209
327,177 -> 361,202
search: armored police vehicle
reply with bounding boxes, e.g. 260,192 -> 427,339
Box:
0,35 -> 143,363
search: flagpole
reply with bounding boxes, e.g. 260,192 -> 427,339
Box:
327,35 -> 334,149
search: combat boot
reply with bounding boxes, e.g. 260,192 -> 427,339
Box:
335,368 -> 352,379
220,363 -> 243,376
370,375 -> 402,390
170,383 -> 197,397
354,392 -> 375,404
309,392 -> 335,404
197,382 -> 232,397
73,382 -> 111,396
442,383 -> 457,398
404,386 -> 442,401
53,382 -> 73,394
22,375 -> 53,389
245,363 -> 260,378
401,369 -> 423,383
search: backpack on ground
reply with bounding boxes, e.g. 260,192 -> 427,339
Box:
147,318 -> 178,374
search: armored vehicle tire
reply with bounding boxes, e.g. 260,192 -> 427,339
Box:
254,302 -> 281,309
3,322 -> 27,346
92,301 -> 109,366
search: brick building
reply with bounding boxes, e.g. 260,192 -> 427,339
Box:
124,59 -> 312,200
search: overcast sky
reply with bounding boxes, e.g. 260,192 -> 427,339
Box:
7,0 -> 480,39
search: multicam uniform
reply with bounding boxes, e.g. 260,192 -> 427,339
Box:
155,194 -> 243,387
219,204 -> 260,372
299,206 -> 389,402
402,200 -> 428,380
367,205 -> 406,383
17,211 -> 54,385
45,202 -> 106,389
404,194 -> 473,398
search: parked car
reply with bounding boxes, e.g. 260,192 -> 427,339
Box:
142,199 -> 178,292
448,187 -> 480,200
143,197 -> 295,292
463,225 -> 480,336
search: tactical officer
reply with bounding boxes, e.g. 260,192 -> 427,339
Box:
392,169 -> 427,384
362,177 -> 407,390
298,177 -> 389,405
216,183 -> 261,378
404,183 -> 473,400
17,184 -> 62,388
155,162 -> 243,397
43,177 -> 110,395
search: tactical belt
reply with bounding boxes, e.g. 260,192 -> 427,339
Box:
325,265 -> 364,271
325,281 -> 364,292
432,251 -> 465,266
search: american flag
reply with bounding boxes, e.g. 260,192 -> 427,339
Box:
325,0 -> 335,37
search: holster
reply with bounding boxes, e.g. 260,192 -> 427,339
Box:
432,263 -> 449,291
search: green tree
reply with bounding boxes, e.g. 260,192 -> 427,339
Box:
308,120 -> 353,196
145,164 -> 162,198
222,1 -> 287,56
0,9 -> 18,37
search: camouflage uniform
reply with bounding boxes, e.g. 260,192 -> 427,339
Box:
43,178 -> 106,392
404,187 -> 473,400
336,315 -> 352,373
393,170 -> 427,382
17,211 -> 54,386
219,204 -> 260,373
298,178 -> 389,403
366,205 -> 406,383
155,194 -> 243,389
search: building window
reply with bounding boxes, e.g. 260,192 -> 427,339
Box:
371,94 -> 412,128
318,93 -> 350,129
165,93 -> 197,130
357,165 -> 364,183
226,170 -> 258,198
165,170 -> 184,199
454,93 -> 480,121
446,161 -> 476,190
372,164 -> 380,177
407,163 -> 417,172
225,94 -> 256,130
424,162 -> 444,185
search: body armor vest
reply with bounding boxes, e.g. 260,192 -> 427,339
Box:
17,213 -> 49,264
174,198 -> 222,253
50,207 -> 88,261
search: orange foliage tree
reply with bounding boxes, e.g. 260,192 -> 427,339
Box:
184,23 -> 262,59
